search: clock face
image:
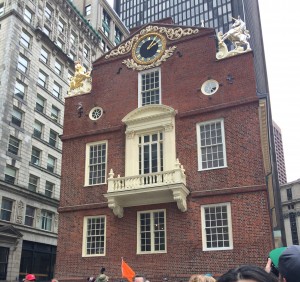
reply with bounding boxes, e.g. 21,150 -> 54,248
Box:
132,33 -> 166,65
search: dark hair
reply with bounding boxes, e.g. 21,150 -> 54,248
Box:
134,274 -> 146,282
217,265 -> 277,282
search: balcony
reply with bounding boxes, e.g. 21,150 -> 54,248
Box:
104,159 -> 189,218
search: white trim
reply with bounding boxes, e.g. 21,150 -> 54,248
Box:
201,202 -> 233,251
82,215 -> 106,257
196,118 -> 227,171
137,209 -> 167,254
84,140 -> 108,187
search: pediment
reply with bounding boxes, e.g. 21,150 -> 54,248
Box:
0,224 -> 23,238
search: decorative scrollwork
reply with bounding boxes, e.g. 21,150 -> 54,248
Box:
122,46 -> 177,71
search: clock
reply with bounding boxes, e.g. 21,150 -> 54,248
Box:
132,32 -> 166,65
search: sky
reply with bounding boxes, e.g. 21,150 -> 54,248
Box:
106,0 -> 299,182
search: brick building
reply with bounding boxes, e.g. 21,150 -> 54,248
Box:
57,20 -> 273,281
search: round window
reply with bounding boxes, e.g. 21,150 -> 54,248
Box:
201,80 -> 219,95
89,107 -> 103,120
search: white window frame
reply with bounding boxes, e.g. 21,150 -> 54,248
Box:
137,209 -> 167,254
38,71 -> 47,88
40,210 -> 53,231
20,30 -> 31,48
47,154 -> 56,173
201,202 -> 233,251
24,7 -> 33,24
0,198 -> 14,222
28,174 -> 39,192
25,205 -> 36,227
82,215 -> 106,257
52,82 -> 61,98
40,47 -> 49,64
54,60 -> 63,75
17,54 -> 29,73
45,181 -> 54,197
51,106 -> 60,123
138,67 -> 161,107
4,166 -> 17,185
84,141 -> 108,186
15,80 -> 26,100
196,118 -> 227,171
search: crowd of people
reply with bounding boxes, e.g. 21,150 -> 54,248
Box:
23,245 -> 300,282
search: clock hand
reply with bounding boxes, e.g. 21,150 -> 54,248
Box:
147,36 -> 157,50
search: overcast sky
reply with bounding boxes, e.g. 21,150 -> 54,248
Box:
106,0 -> 299,183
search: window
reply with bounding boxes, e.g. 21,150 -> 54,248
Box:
31,147 -> 41,166
45,181 -> 54,197
289,212 -> 299,245
20,30 -> 31,48
114,27 -> 122,45
201,203 -> 233,251
14,80 -> 26,100
44,4 -> 53,20
24,7 -> 33,24
83,216 -> 106,256
47,155 -> 56,173
38,71 -> 47,88
40,47 -> 49,64
0,247 -> 9,280
17,54 -> 29,73
36,95 -> 45,113
287,188 -> 293,201
51,106 -> 59,123
85,142 -> 107,186
54,60 -> 63,75
70,32 -> 77,46
49,129 -> 58,147
41,210 -> 53,231
56,38 -> 64,49
8,136 -> 20,155
58,18 -> 65,33
139,68 -> 161,106
83,46 -> 90,59
33,120 -> 43,139
28,174 -> 39,192
102,10 -> 111,37
0,198 -> 13,221
43,26 -> 51,36
4,166 -> 17,184
85,4 -> 91,16
197,119 -> 227,170
25,205 -> 35,227
68,71 -> 74,83
68,52 -> 75,61
52,82 -> 61,98
0,3 -> 4,16
137,210 -> 166,253
11,107 -> 23,127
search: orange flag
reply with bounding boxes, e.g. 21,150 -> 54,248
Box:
121,258 -> 135,282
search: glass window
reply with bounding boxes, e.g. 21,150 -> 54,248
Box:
47,155 -> 56,173
85,142 -> 107,186
287,188 -> 293,200
14,80 -> 26,100
4,166 -> 17,185
20,30 -> 31,48
68,52 -> 75,61
83,46 -> 89,59
8,136 -> 20,155
52,82 -> 61,98
41,210 -> 53,231
43,26 -> 51,36
201,203 -> 233,250
31,147 -> 41,166
0,3 -> 4,16
197,119 -> 227,170
83,216 -> 106,256
49,129 -> 58,147
58,18 -> 65,33
12,107 -> 23,127
25,205 -> 35,227
28,174 -> 39,192
17,55 -> 29,73
51,106 -> 59,123
38,71 -> 47,88
40,47 -> 49,64
56,38 -> 64,49
70,32 -> 77,46
139,68 -> 161,106
102,10 -> 111,37
36,95 -> 45,113
24,7 -> 33,24
44,4 -> 53,19
33,120 -> 43,139
54,60 -> 63,75
114,27 -> 122,45
0,198 -> 13,221
137,210 -> 166,253
45,181 -> 54,197
68,71 -> 74,83
85,4 -> 91,16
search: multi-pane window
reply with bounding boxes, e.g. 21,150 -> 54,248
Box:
139,69 -> 161,106
24,7 -> 33,24
28,174 -> 39,192
11,107 -> 23,127
197,119 -> 226,170
54,60 -> 63,75
36,95 -> 45,113
45,181 -> 54,197
287,188 -> 293,201
138,210 -> 166,253
0,198 -> 13,221
8,136 -> 20,156
0,3 -> 4,16
47,155 -> 56,173
56,38 -> 64,49
139,132 -> 163,176
70,32 -> 77,46
40,47 -> 49,64
14,80 -> 26,100
41,210 -> 53,231
85,4 -> 91,16
25,205 -> 35,227
85,142 -> 107,186
38,71 -> 47,88
201,203 -> 233,251
51,106 -> 59,123
52,82 -> 61,98
43,26 -> 51,36
49,129 -> 58,147
4,166 -> 17,184
31,147 -> 41,166
83,46 -> 89,59
114,27 -> 122,45
102,10 -> 111,37
83,216 -> 106,256
68,71 -> 74,83
58,18 -> 65,33
68,52 -> 75,61
17,55 -> 29,73
33,120 -> 43,139
20,30 -> 31,48
44,4 -> 53,20
289,212 -> 299,245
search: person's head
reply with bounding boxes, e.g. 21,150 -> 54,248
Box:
97,274 -> 109,282
217,265 -> 277,282
278,245 -> 300,282
189,274 -> 216,282
24,274 -> 36,282
133,274 -> 146,282
51,279 -> 58,282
